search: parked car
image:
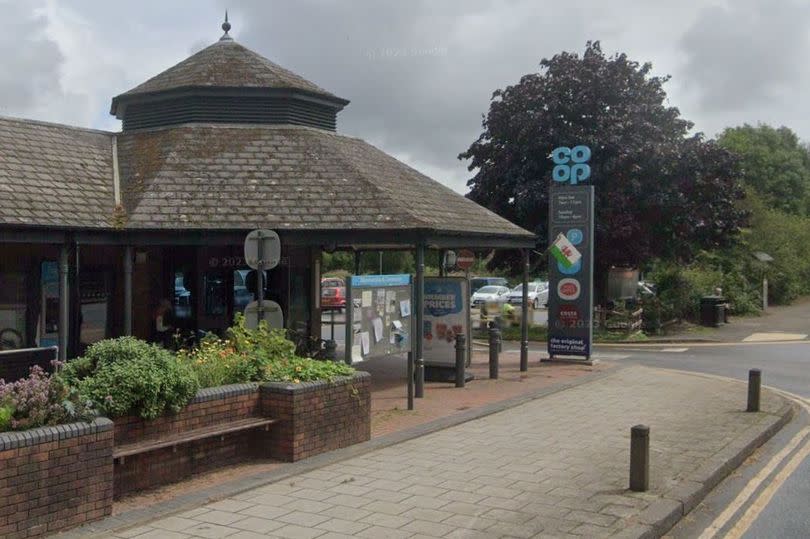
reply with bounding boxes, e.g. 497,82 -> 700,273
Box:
470,277 -> 509,294
471,285 -> 510,307
321,286 -> 346,311
321,277 -> 345,289
507,282 -> 549,309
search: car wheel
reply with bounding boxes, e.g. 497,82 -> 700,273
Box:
533,298 -> 540,309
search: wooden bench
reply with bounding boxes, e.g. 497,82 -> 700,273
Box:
113,417 -> 277,463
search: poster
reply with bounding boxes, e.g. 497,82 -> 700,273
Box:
400,300 -> 411,317
422,277 -> 470,367
361,290 -> 372,307
372,318 -> 384,342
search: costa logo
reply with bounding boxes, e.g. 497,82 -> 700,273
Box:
558,304 -> 580,328
557,278 -> 581,300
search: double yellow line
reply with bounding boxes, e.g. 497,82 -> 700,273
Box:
699,389 -> 810,539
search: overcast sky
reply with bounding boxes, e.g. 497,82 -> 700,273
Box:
4,0 -> 809,193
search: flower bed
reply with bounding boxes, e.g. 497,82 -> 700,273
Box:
0,318 -> 370,532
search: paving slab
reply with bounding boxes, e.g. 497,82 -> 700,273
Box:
80,366 -> 792,539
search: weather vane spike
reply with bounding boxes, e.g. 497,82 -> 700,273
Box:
220,10 -> 233,41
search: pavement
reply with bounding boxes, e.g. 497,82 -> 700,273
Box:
71,365 -> 791,539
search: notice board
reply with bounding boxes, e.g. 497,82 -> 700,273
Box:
422,277 -> 471,367
345,274 -> 413,364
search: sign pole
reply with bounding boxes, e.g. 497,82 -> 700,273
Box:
256,231 -> 265,323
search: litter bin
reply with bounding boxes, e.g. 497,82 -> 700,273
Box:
700,296 -> 726,327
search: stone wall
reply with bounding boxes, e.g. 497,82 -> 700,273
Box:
0,418 -> 113,539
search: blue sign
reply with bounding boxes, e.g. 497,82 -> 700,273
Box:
552,145 -> 591,185
350,274 -> 411,287
424,280 -> 463,317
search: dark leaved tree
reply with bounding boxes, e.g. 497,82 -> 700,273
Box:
461,42 -> 746,278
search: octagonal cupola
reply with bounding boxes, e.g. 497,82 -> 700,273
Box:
110,15 -> 349,132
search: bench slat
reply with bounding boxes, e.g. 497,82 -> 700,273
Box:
114,417 -> 277,459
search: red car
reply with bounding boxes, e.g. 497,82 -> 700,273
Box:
321,286 -> 346,311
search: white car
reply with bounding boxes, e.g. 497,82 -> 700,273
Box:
471,285 -> 510,307
507,282 -> 549,309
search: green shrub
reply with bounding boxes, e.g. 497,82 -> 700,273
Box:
0,404 -> 14,431
177,335 -> 259,388
63,337 -> 199,420
263,356 -> 354,383
0,364 -> 95,432
228,313 -> 296,360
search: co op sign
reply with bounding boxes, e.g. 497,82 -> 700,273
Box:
552,145 -> 591,185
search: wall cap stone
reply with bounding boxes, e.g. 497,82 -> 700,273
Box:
0,417 -> 113,450
260,371 -> 370,395
191,382 -> 259,404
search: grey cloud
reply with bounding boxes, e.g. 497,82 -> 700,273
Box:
0,3 -> 64,116
680,0 -> 810,111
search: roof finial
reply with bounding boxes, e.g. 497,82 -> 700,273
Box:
220,11 -> 233,41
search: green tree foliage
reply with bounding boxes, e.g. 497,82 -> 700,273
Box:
718,124 -> 810,216
461,42 -> 747,273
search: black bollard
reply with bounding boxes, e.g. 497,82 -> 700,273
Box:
488,324 -> 499,379
455,333 -> 466,388
630,425 -> 650,492
324,339 -> 337,361
747,369 -> 761,412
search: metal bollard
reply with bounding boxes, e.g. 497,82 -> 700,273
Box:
455,333 -> 466,388
747,369 -> 761,412
629,425 -> 650,492
415,358 -> 425,398
324,339 -> 337,361
488,325 -> 499,379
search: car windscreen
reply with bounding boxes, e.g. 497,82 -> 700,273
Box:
477,286 -> 501,294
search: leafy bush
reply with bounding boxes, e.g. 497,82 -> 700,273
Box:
63,337 -> 199,420
263,356 -> 354,384
177,336 -> 259,388
228,313 -> 296,360
0,364 -> 95,432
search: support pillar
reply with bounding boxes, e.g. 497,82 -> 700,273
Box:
123,246 -> 133,336
415,242 -> 425,398
58,244 -> 69,362
354,250 -> 361,275
520,249 -> 529,372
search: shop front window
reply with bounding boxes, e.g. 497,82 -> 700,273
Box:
0,272 -> 26,350
40,261 -> 59,347
203,272 -> 227,316
174,271 -> 192,320
233,269 -> 252,316
79,271 -> 110,348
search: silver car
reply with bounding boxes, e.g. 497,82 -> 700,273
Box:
507,282 -> 549,309
471,285 -> 510,307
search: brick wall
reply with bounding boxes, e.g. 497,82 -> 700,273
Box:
260,372 -> 371,462
113,383 -> 268,498
0,418 -> 113,539
113,383 -> 260,445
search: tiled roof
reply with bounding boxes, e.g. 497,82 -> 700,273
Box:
0,117 -> 114,228
114,40 -> 342,102
116,124 -> 533,238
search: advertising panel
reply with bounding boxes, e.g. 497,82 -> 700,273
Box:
547,146 -> 594,358
422,277 -> 470,367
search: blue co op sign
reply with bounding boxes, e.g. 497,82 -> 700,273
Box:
548,145 -> 594,359
552,145 -> 591,185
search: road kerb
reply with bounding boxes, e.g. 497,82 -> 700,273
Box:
633,396 -> 795,538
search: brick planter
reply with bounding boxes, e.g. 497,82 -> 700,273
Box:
113,383 -> 268,498
0,418 -> 113,539
260,371 -> 371,461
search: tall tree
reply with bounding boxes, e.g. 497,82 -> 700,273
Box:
718,124 -> 810,216
460,42 -> 746,274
